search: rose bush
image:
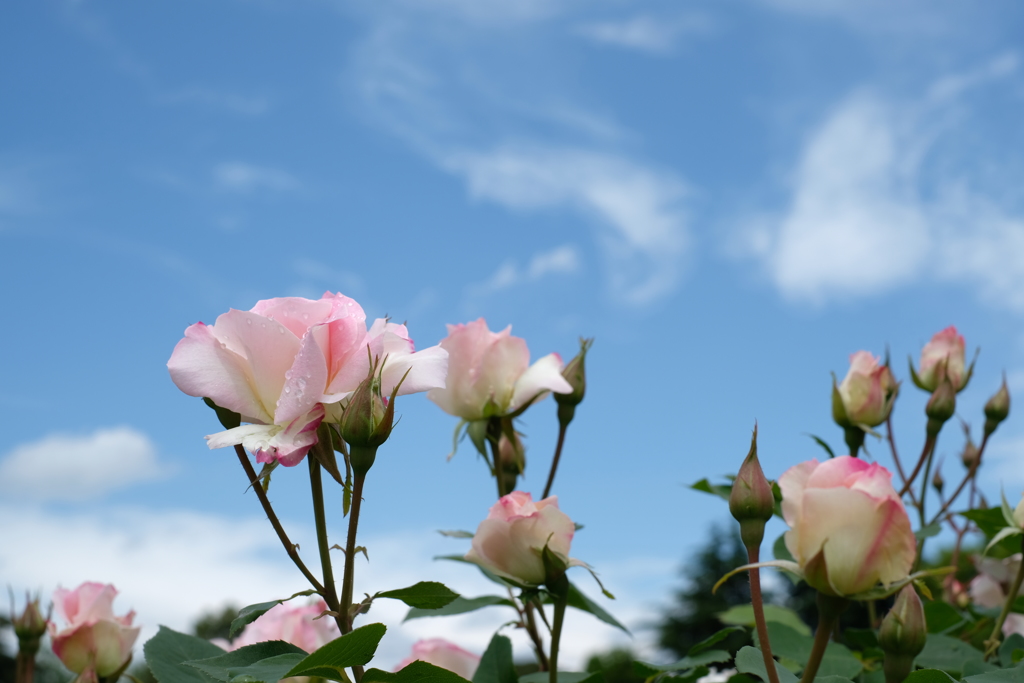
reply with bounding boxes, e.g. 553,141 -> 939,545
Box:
397,639 -> 480,680
428,319 -> 571,422
49,583 -> 140,681
168,292 -> 447,466
778,456 -> 916,596
914,326 -> 967,392
465,491 -> 578,585
837,351 -> 898,428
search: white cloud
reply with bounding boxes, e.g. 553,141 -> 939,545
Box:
469,244 -> 581,297
0,427 -> 168,502
3,505 -> 662,669
447,145 -> 688,303
214,162 -> 299,193
739,56 -> 1024,307
575,14 -> 713,54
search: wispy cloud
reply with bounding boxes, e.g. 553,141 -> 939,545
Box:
469,244 -> 582,298
575,13 -> 713,54
447,145 -> 688,304
737,54 -> 1024,308
0,427 -> 169,502
214,162 -> 299,193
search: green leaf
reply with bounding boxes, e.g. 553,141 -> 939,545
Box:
203,398 -> 241,430
1001,635 -> 1024,668
632,650 -> 731,677
185,642 -> 307,683
229,590 -> 319,638
842,628 -> 877,651
814,677 -> 855,683
144,626 -> 226,683
916,523 -> 943,540
756,623 -> 860,679
916,634 -> 985,676
717,605 -> 812,637
377,582 -> 460,609
735,646 -> 798,683
905,669 -> 960,683
691,479 -> 732,502
565,582 -> 628,633
689,626 -> 748,656
964,660 -> 999,677
438,530 -> 475,539
284,622 -> 386,679
807,434 -> 836,459
472,634 -> 516,683
925,601 -> 967,634
404,596 -> 515,621
365,661 -> 471,683
966,665 -> 1024,683
518,673 -> 602,683
962,509 -> 1013,538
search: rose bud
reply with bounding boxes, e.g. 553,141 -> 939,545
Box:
984,377 -> 1011,437
961,434 -> 980,470
932,467 -> 944,495
428,319 -> 572,422
911,326 -> 970,393
554,338 -> 593,423
778,457 -> 916,596
465,491 -> 579,586
836,352 -> 899,428
49,583 -> 140,681
878,585 -> 927,683
925,379 -> 957,435
729,426 -> 775,549
397,639 -> 480,680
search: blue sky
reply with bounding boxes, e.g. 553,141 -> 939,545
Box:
3,0 -> 1024,669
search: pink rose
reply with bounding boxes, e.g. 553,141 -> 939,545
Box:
49,582 -> 140,678
970,555 -> 1024,637
778,456 -> 915,596
837,352 -> 898,428
465,491 -> 578,586
397,639 -> 480,680
427,319 -> 572,421
168,293 -> 448,466
223,600 -> 339,652
915,326 -> 967,392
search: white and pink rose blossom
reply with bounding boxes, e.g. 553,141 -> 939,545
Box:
779,456 -> 916,596
49,582 -> 140,680
216,599 -> 338,652
397,639 -> 480,680
465,491 -> 579,586
969,554 -> 1024,638
428,319 -> 572,422
168,292 -> 448,466
915,326 -> 968,392
838,351 -> 898,428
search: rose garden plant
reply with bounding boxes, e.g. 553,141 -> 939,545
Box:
8,298 -> 1023,683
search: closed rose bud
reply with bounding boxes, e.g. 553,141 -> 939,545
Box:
555,338 -> 593,413
729,426 -> 775,549
14,597 -> 47,644
879,585 -> 927,683
925,379 -> 957,435
985,378 -> 1011,437
932,467 -> 944,495
913,326 -> 969,392
397,639 -> 480,680
49,583 -> 140,679
778,457 -> 916,596
465,491 -> 579,586
836,352 -> 899,428
961,437 -> 980,470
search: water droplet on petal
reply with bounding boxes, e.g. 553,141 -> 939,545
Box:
246,318 -> 252,325
284,387 -> 291,394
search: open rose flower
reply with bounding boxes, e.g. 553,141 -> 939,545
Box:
836,351 -> 898,428
168,293 -> 448,466
969,554 -> 1024,638
397,639 -> 480,680
428,319 -> 572,422
779,456 -> 915,596
49,583 -> 140,680
913,326 -> 968,392
217,600 -> 338,652
465,491 -> 579,586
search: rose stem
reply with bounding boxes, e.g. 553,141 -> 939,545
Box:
985,536 -> 1024,660
308,450 -> 342,631
548,575 -> 570,683
929,432 -> 990,526
234,445 -> 325,595
340,470 -> 367,633
915,439 -> 938,567
898,433 -> 936,498
525,603 -> 551,671
886,414 -> 918,506
487,418 -> 511,498
747,546 -> 781,683
801,594 -> 848,683
542,416 -> 570,500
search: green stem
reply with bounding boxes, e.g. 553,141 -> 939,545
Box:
308,455 -> 342,631
488,418 -> 512,498
340,470 -> 366,634
915,439 -> 937,569
524,601 -> 550,671
548,578 -> 569,683
542,407 -> 573,499
898,433 -> 936,498
985,536 -> 1024,660
747,546 -> 780,683
15,649 -> 37,683
801,594 -> 848,683
234,445 -> 325,594
929,431 -> 990,526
